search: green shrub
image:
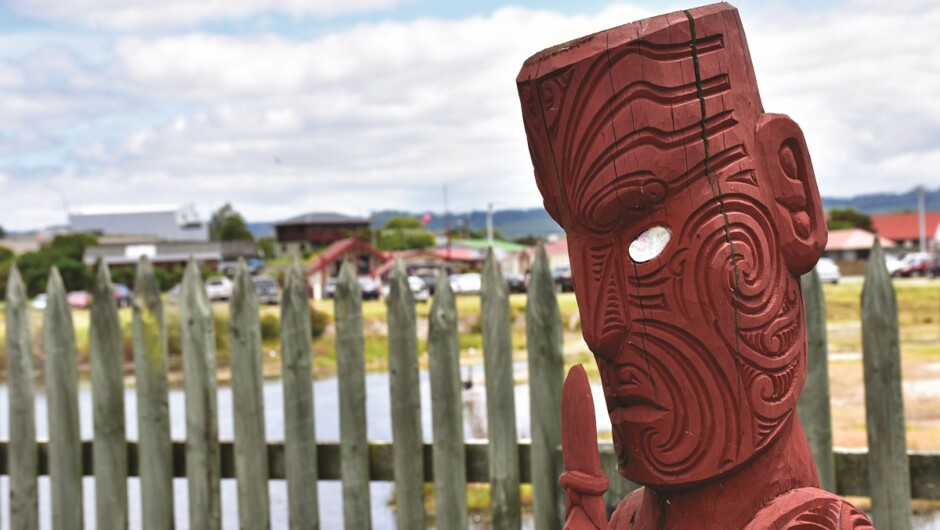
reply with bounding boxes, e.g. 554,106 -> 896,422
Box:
214,311 -> 230,359
260,313 -> 281,342
165,310 -> 182,358
310,304 -> 329,339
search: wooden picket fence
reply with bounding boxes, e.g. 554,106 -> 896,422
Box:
1,242 -> 938,529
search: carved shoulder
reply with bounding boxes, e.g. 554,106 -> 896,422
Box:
745,487 -> 873,529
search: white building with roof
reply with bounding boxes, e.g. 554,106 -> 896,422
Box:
68,204 -> 208,241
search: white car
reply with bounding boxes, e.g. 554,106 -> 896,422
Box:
381,276 -> 430,303
449,273 -> 482,295
205,276 -> 234,301
884,254 -> 904,276
815,257 -> 841,284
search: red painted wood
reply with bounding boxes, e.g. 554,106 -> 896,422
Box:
519,3 -> 873,528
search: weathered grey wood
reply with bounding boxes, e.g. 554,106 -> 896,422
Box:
229,260 -> 271,529
43,267 -> 83,530
132,257 -> 175,530
797,267 -> 835,492
386,259 -> 425,528
1,439 -> 938,500
179,260 -> 221,530
862,239 -> 912,530
6,264 -> 38,530
480,249 -> 521,529
334,260 -> 372,530
526,245 -> 564,530
281,255 -> 319,530
427,271 -> 468,530
89,262 -> 128,529
598,444 -> 639,515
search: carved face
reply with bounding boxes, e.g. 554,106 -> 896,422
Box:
517,5 -> 826,487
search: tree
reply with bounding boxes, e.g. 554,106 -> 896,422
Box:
827,207 -> 873,232
0,244 -> 14,264
377,216 -> 437,251
50,232 -> 99,261
257,236 -> 276,258
209,203 -> 254,241
0,224 -> 6,239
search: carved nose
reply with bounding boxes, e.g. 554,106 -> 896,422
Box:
582,279 -> 630,362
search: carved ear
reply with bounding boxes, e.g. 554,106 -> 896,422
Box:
755,113 -> 827,276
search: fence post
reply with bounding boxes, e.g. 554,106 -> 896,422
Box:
89,262 -> 128,528
526,245 -> 564,529
428,271 -> 468,530
386,258 -> 425,528
132,256 -> 174,530
862,240 -> 912,529
43,267 -> 83,530
6,264 -> 38,530
481,248 -> 521,529
797,267 -> 835,491
230,260 -> 271,529
281,256 -> 319,530
335,260 -> 372,530
180,260 -> 222,530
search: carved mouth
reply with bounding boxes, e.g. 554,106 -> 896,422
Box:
608,397 -> 669,424
606,384 -> 669,424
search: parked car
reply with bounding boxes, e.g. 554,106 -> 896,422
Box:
251,275 -> 281,305
323,278 -> 338,298
449,273 -> 482,295
884,254 -> 905,276
67,290 -> 92,309
113,283 -> 133,307
552,265 -> 574,292
381,275 -> 431,303
358,276 -> 381,300
928,257 -> 940,278
32,294 -> 47,310
815,257 -> 841,284
205,276 -> 234,301
505,273 -> 528,293
894,252 -> 935,277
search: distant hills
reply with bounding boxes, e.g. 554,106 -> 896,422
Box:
248,186 -> 939,240
821,187 -> 940,214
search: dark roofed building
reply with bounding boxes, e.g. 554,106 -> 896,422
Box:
274,212 -> 370,256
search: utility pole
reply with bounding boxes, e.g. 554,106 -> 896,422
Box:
486,202 -> 494,247
917,185 -> 927,252
443,184 -> 451,259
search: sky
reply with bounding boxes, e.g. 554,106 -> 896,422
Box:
0,0 -> 937,231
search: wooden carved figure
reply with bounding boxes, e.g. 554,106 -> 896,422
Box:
516,4 -> 874,529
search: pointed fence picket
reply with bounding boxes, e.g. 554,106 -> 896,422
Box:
334,260 -> 372,530
43,268 -> 83,530
132,257 -> 174,530
798,267 -> 836,492
0,243 -> 936,529
180,260 -> 221,530
229,261 -> 271,530
281,256 -> 319,530
89,262 -> 128,529
6,265 -> 38,530
386,259 -> 425,529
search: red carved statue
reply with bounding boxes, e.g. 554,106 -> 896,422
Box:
516,4 -> 874,528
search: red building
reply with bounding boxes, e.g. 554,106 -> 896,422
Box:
274,212 -> 370,256
871,212 -> 940,252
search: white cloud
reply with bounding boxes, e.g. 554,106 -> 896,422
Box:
0,1 -> 938,230
10,0 -> 404,31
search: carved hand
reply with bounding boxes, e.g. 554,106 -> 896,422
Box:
560,365 -> 611,530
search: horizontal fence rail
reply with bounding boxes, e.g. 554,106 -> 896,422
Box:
0,441 -> 936,500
